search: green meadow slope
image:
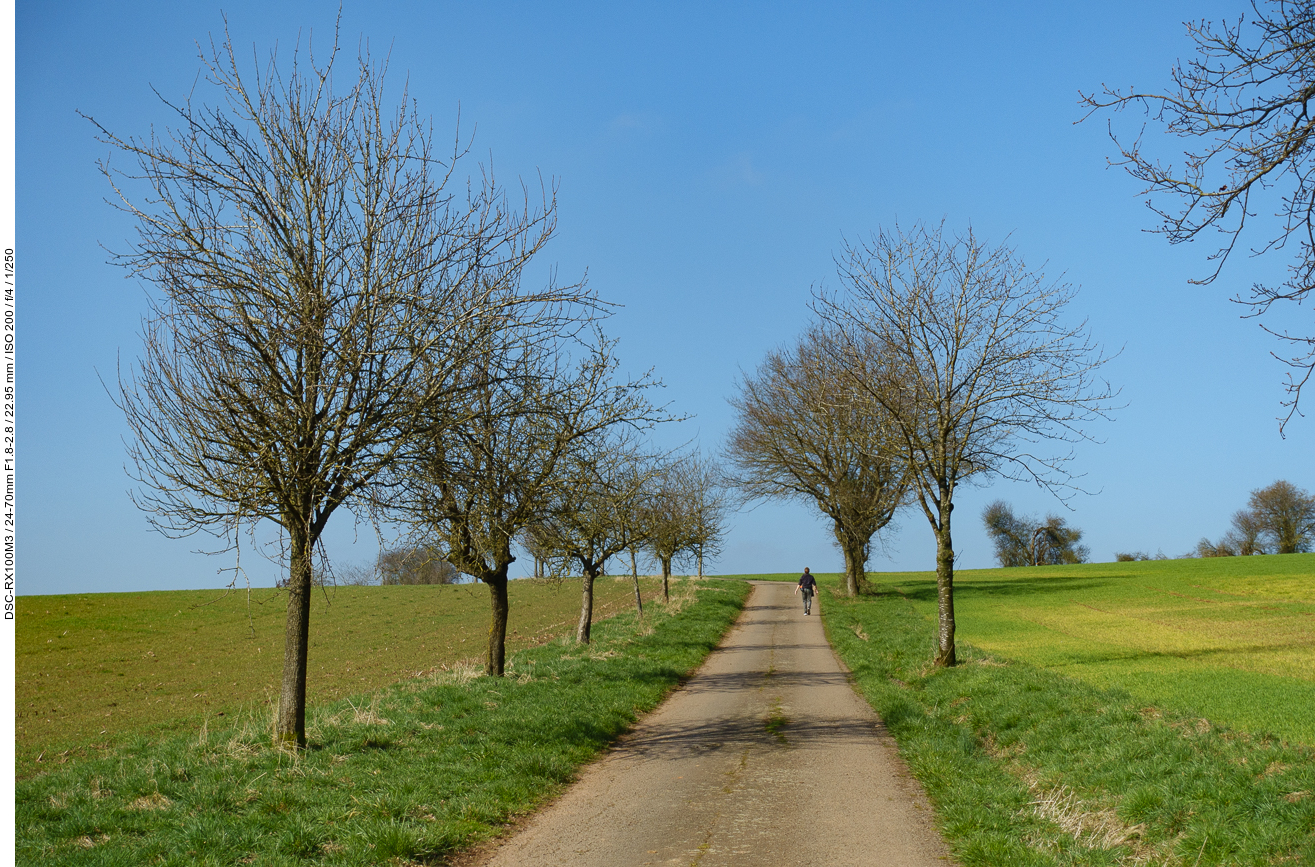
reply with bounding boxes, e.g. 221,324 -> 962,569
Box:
866,554 -> 1315,745
16,577 -> 665,774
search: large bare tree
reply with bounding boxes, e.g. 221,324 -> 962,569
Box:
401,329 -> 661,675
816,223 -> 1117,666
95,31 -> 573,746
727,325 -> 909,597
1081,1 -> 1315,428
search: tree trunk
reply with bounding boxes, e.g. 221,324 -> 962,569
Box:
576,564 -> 598,643
484,567 -> 510,676
659,555 -> 672,601
834,521 -> 869,598
276,526 -> 314,748
697,547 -> 704,579
934,497 -> 957,667
630,550 -> 643,616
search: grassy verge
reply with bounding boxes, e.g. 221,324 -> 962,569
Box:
823,582 -> 1315,866
18,577 -> 665,774
16,578 -> 749,866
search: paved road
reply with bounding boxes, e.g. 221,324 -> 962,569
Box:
468,581 -> 955,866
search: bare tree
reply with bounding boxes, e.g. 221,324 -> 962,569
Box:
816,223 -> 1117,666
626,545 -> 645,615
727,325 -> 909,597
1203,505 -> 1269,556
638,454 -> 697,602
1248,479 -> 1315,553
335,561 -> 379,586
518,528 -> 552,578
534,436 -> 652,643
94,30 -> 573,746
1081,1 -> 1315,428
682,453 -> 730,579
401,330 -> 660,675
1227,506 -> 1269,555
982,501 -> 1090,567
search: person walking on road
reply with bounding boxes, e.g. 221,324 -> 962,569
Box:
795,568 -> 817,615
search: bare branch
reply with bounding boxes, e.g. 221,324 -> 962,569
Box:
1079,1 -> 1315,428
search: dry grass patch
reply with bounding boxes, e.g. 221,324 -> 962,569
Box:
128,791 -> 171,811
1025,781 -> 1147,855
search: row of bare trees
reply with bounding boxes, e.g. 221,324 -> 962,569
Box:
97,32 -> 726,747
727,223 -> 1117,667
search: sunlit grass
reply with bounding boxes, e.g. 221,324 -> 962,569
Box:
17,576 -> 667,774
823,580 -> 1315,867
16,579 -> 749,866
862,554 -> 1315,744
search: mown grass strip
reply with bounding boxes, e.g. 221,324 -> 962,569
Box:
824,583 -> 1315,866
16,579 -> 749,866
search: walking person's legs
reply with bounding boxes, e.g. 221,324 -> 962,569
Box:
803,588 -> 813,615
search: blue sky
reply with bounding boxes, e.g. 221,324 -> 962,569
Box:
18,1 -> 1313,595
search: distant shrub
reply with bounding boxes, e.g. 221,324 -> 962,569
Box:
378,547 -> 458,585
1196,538 -> 1236,558
1114,550 -> 1168,562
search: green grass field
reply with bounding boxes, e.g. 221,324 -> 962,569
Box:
820,560 -> 1315,866
17,576 -> 666,775
16,578 -> 750,866
861,554 -> 1315,745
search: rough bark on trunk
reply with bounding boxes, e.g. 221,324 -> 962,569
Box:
934,496 -> 957,667
659,555 -> 672,601
697,548 -> 703,579
834,521 -> 869,598
277,527 -> 313,748
484,568 -> 511,676
576,565 -> 598,643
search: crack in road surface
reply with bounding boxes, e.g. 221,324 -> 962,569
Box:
466,581 -> 956,866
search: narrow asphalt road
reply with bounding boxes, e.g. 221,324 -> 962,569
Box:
465,580 -> 956,866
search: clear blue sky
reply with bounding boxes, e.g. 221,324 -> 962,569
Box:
18,1 -> 1313,595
